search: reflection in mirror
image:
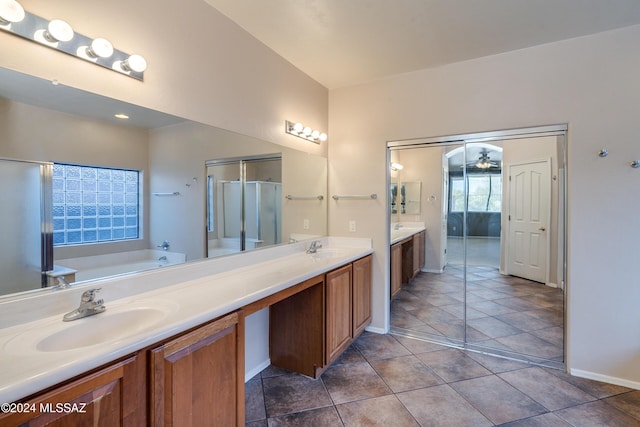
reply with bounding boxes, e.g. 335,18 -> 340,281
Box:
206,155 -> 283,258
400,181 -> 421,215
0,67 -> 327,299
389,127 -> 566,369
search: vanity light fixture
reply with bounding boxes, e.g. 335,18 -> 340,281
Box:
85,37 -> 114,59
390,162 -> 404,171
117,54 -> 147,73
0,0 -> 25,25
43,19 -> 73,42
285,120 -> 327,144
0,2 -> 146,80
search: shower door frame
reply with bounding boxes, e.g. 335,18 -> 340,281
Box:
205,153 -> 282,255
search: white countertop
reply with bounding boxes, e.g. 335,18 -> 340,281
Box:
390,223 -> 426,245
0,237 -> 372,403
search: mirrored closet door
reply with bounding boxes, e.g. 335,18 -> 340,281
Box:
389,125 -> 566,369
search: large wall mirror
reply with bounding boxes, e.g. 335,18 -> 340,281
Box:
388,125 -> 566,369
0,67 -> 327,299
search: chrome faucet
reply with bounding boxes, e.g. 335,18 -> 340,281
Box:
55,276 -> 71,289
63,288 -> 106,322
306,240 -> 323,254
157,240 -> 170,251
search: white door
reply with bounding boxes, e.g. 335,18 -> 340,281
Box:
507,160 -> 551,283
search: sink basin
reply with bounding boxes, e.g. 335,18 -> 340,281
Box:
5,299 -> 177,353
37,308 -> 166,352
309,248 -> 348,259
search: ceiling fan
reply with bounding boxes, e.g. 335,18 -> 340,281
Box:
466,150 -> 500,169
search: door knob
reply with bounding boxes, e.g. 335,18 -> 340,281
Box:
538,226 -> 546,231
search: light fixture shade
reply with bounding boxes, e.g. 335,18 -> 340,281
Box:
311,130 -> 320,139
88,37 -> 114,58
45,19 -> 74,42
319,133 -> 328,142
122,54 -> 147,72
293,122 -> 304,133
0,0 -> 25,24
302,126 -> 312,136
390,162 -> 404,171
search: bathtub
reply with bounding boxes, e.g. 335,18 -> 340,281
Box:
56,250 -> 186,282
207,238 -> 262,258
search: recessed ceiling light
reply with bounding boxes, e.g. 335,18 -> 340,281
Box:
114,113 -> 129,119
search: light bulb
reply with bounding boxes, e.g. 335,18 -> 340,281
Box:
319,133 -> 328,142
44,19 -> 74,42
121,54 -> 147,73
311,130 -> 320,139
87,38 -> 113,58
293,122 -> 303,133
302,126 -> 312,136
0,0 -> 25,25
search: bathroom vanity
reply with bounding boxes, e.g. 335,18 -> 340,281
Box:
390,225 -> 425,298
0,238 -> 372,426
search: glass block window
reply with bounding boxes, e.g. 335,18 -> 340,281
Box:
53,164 -> 140,246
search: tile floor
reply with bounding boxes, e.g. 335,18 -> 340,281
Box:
245,332 -> 640,426
391,265 -> 564,364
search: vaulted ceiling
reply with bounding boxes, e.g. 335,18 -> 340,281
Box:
205,0 -> 640,89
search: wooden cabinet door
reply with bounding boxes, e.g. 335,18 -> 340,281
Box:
353,255 -> 372,337
401,238 -> 414,283
417,231 -> 426,270
0,355 -> 145,427
413,232 -> 425,276
325,264 -> 352,363
151,311 -> 244,427
391,243 -> 402,299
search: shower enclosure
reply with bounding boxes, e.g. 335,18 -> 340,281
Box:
0,158 -> 53,295
206,155 -> 282,258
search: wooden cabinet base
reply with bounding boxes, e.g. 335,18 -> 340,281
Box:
150,311 -> 244,427
0,354 -> 145,426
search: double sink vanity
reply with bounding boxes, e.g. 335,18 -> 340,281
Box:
0,237 -> 373,425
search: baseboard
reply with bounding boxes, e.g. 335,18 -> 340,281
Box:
570,368 -> 640,390
422,268 -> 444,273
546,282 -> 558,288
245,358 -> 270,383
365,325 -> 387,334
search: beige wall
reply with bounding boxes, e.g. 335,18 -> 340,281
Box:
1,0 -> 328,157
149,121 -> 326,260
0,99 -> 150,259
329,25 -> 640,387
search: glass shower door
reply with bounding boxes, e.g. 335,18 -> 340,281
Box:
0,158 -> 53,295
206,155 -> 282,258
